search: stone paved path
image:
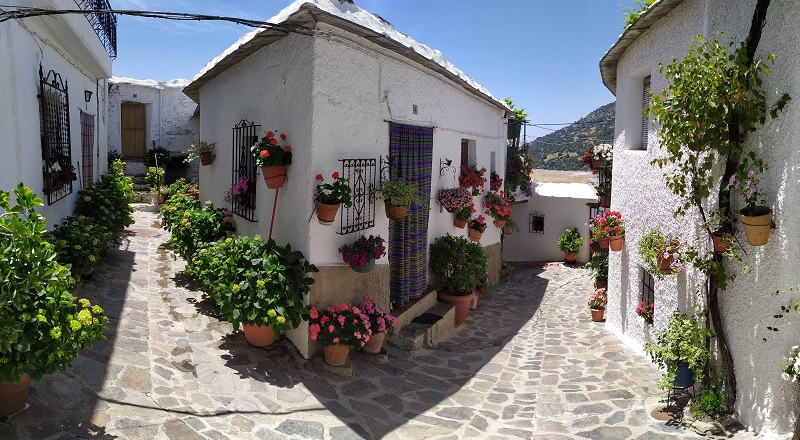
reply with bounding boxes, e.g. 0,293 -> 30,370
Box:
1,211 -> 757,439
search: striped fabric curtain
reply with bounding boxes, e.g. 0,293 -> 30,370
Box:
388,123 -> 433,307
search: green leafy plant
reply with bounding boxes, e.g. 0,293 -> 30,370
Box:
376,179 -> 421,207
595,181 -> 612,197
107,149 -> 121,165
556,229 -> 583,254
184,141 -> 216,163
585,252 -> 608,284
503,97 -> 528,122
691,377 -> 727,418
167,202 -> 227,259
429,234 -> 488,296
314,172 -> 352,207
164,178 -> 197,200
48,215 -> 114,276
0,184 -> 107,383
638,229 -> 685,279
74,160 -> 134,235
622,0 -> 655,28
500,260 -> 514,281
188,235 -> 318,335
645,312 -> 712,389
147,147 -> 171,167
160,192 -> 201,232
145,166 -> 165,187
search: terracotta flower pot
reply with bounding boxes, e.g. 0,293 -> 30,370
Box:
591,309 -> 605,322
608,235 -> 624,252
242,324 -> 276,347
739,208 -> 773,246
261,165 -> 287,189
0,374 -> 30,417
494,220 -> 506,229
188,189 -> 200,200
200,152 -> 214,166
503,225 -> 514,235
362,332 -> 385,355
711,233 -> 734,254
468,228 -> 483,242
594,280 -> 607,289
316,201 -> 340,225
385,202 -> 408,221
324,344 -> 351,366
599,195 -> 611,208
564,253 -> 577,263
453,217 -> 467,229
437,291 -> 476,325
656,254 -> 674,274
599,237 -> 609,250
155,194 -> 166,205
445,206 -> 461,214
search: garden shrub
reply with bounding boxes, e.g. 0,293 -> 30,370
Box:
160,192 -> 201,232
48,215 -> 114,276
167,203 -> 227,259
429,234 -> 487,295
74,160 -> 134,235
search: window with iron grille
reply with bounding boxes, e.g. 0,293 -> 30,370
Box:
39,66 -> 74,205
640,75 -> 651,150
230,120 -> 259,221
80,111 -> 95,186
529,212 -> 544,233
338,158 -> 377,235
641,266 -> 655,306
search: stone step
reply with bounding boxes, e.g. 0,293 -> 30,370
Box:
133,191 -> 153,204
132,203 -> 160,212
391,289 -> 438,334
388,300 -> 455,351
132,183 -> 152,192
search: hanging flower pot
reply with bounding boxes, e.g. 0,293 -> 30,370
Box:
599,195 -> 611,208
711,232 -> 734,254
324,344 -> 351,366
261,165 -> 287,189
564,252 -> 577,263
591,309 -> 605,322
494,220 -> 506,229
200,152 -> 214,166
316,201 -> 340,225
599,237 -> 609,249
340,235 -> 385,273
242,324 -> 275,347
608,235 -> 624,252
739,207 -> 773,246
351,258 -> 375,273
656,254 -> 674,275
453,217 -> 467,229
384,202 -> 408,221
468,228 -> 483,242
467,216 -> 487,242
437,291 -> 476,325
0,374 -> 30,417
674,362 -> 695,388
362,332 -> 385,355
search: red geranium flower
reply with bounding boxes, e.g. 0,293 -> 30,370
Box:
269,139 -> 278,145
259,150 -> 270,158
332,171 -> 340,179
315,173 -> 323,180
280,133 -> 287,140
284,145 -> 292,152
266,131 -> 274,138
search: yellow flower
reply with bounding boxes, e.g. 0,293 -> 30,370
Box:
276,316 -> 286,324
204,200 -> 213,207
231,284 -> 241,293
79,298 -> 91,308
50,327 -> 62,339
267,309 -> 277,318
92,305 -> 103,315
77,309 -> 92,326
69,320 -> 81,331
36,314 -> 47,323
256,280 -> 265,289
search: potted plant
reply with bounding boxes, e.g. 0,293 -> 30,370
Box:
48,214 -> 114,277
645,312 -> 712,389
167,202 -> 227,260
729,168 -> 772,246
184,141 -> 216,166
376,179 -> 420,221
590,143 -> 613,169
225,175 -> 257,210
252,131 -> 293,189
459,165 -> 488,196
502,217 -> 519,235
188,235 -> 317,347
467,215 -> 487,242
556,228 -> 583,263
437,187 -> 472,213
339,235 -> 386,273
636,298 -> 654,325
704,210 -> 736,254
357,294 -> 398,355
599,211 -> 625,252
638,229 -> 684,277
145,166 -> 166,204
588,288 -> 607,322
585,252 -> 608,289
308,304 -> 371,366
589,213 -> 609,250
781,345 -> 800,383
314,172 -> 352,225
453,202 -> 473,229
484,191 -> 511,228
489,171 -> 503,192
0,185 -> 108,417
595,181 -> 612,208
429,234 -> 488,325
504,98 -> 528,140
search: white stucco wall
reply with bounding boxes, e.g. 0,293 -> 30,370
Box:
503,183 -> 596,263
608,0 -> 800,435
0,9 -> 110,225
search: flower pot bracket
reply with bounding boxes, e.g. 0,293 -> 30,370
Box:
439,158 -> 456,177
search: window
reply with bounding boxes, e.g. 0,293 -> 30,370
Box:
39,66 -> 73,205
529,212 -> 544,233
80,111 -> 95,186
460,139 -> 476,169
231,120 -> 259,221
640,75 -> 651,150
490,151 -> 496,174
640,266 -> 655,306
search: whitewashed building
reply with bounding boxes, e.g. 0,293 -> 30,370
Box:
184,0 -> 511,357
0,0 -> 116,223
600,0 -> 800,435
108,77 -> 199,178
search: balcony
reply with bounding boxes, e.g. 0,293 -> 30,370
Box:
74,0 -> 117,59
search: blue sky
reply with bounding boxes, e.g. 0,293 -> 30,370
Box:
113,0 -> 635,139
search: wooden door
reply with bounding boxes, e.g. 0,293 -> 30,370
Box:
121,102 -> 145,158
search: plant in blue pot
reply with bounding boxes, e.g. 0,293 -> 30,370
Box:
645,311 -> 712,389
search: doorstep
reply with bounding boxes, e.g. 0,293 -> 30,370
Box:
388,298 -> 456,352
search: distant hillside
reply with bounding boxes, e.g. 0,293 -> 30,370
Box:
529,102 -> 615,171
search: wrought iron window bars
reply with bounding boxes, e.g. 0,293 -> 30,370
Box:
39,66 -> 74,206
231,120 -> 259,222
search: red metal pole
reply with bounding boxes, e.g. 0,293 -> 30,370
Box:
268,187 -> 279,240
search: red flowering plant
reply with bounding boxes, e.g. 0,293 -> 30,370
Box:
636,298 -> 654,325
455,201 -> 475,222
251,131 -> 293,167
468,215 -> 487,233
314,172 -> 352,206
484,191 -> 511,223
357,294 -> 398,334
459,165 -> 487,195
598,211 -> 625,237
307,304 -> 371,348
579,146 -> 594,171
505,150 -> 533,197
437,187 -> 472,213
339,235 -> 386,269
490,171 -> 503,192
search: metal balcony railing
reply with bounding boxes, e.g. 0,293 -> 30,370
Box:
74,0 -> 117,59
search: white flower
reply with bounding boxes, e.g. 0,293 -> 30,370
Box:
50,162 -> 62,173
783,372 -> 791,382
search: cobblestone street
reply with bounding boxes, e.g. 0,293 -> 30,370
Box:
2,211 -> 722,439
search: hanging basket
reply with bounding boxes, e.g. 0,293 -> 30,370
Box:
316,201 -> 340,225
608,235 -> 624,252
350,258 -> 375,273
261,165 -> 287,189
200,152 -> 214,166
656,254 -> 674,275
468,228 -> 483,242
739,207 -> 773,246
384,202 -> 408,221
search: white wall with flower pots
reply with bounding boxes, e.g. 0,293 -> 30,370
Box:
605,0 -> 800,435
0,1 -> 111,225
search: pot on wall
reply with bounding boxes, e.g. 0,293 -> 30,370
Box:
608,235 -> 624,252
324,344 -> 350,366
590,309 -> 605,322
384,202 -> 408,221
261,165 -> 287,189
350,257 -> 375,273
591,158 -> 606,169
468,228 -> 483,242
598,237 -> 609,250
316,201 -> 340,225
0,374 -> 30,417
599,195 -> 611,208
674,362 -> 695,388
362,332 -> 385,355
200,152 -> 214,166
437,291 -> 476,325
242,324 -> 275,347
453,217 -> 467,229
711,232 -> 734,254
564,253 -> 577,263
739,207 -> 773,246
656,254 -> 674,275
594,280 -> 607,289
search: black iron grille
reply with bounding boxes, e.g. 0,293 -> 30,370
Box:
338,158 -> 377,235
231,120 -> 259,222
75,0 -> 117,59
39,66 -> 73,206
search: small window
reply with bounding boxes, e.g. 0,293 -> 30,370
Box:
460,139 -> 469,170
490,151 -> 496,174
529,212 -> 544,233
640,266 -> 655,307
39,66 -> 74,205
640,75 -> 652,150
80,111 -> 95,186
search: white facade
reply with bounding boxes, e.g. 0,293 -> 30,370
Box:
108,77 -> 199,178
503,182 -> 596,264
0,0 -> 112,224
603,0 -> 800,436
